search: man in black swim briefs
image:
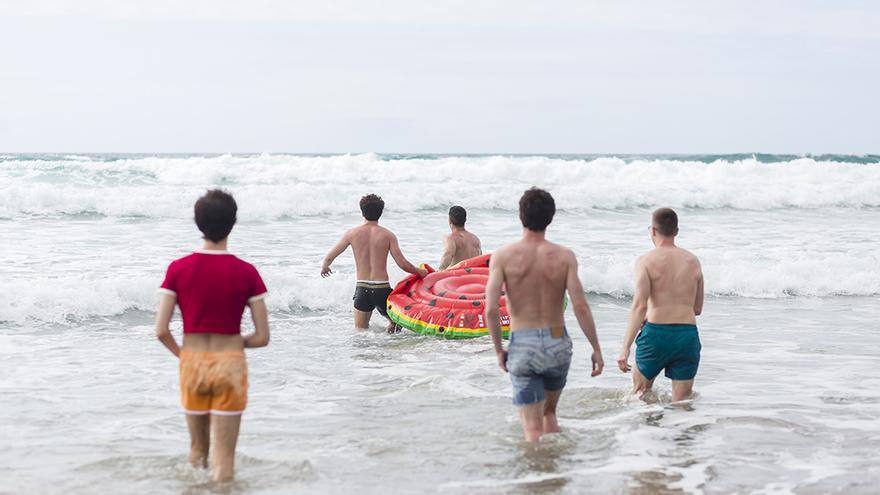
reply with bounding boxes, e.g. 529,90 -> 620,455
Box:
352,280 -> 393,318
321,194 -> 427,331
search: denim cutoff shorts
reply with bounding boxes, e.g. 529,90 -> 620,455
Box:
506,327 -> 573,405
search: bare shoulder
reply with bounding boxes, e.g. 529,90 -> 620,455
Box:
540,239 -> 568,255
491,243 -> 510,257
559,240 -> 574,253
560,246 -> 579,273
551,243 -> 577,262
378,225 -> 397,240
677,247 -> 702,266
490,244 -> 513,264
338,226 -> 357,242
636,252 -> 655,270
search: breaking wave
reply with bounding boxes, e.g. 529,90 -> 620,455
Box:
2,153 -> 879,219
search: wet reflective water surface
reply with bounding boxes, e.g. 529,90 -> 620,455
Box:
3,294 -> 879,494
2,154 -> 879,494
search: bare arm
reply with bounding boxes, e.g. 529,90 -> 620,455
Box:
321,231 -> 351,277
438,235 -> 456,270
565,252 -> 603,376
618,257 -> 650,372
243,299 -> 270,348
155,293 -> 180,357
390,234 -> 426,276
484,250 -> 507,371
694,263 -> 704,316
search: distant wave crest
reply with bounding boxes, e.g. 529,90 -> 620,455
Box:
1,153 -> 879,218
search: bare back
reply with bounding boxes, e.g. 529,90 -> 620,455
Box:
446,230 -> 482,266
348,223 -> 395,281
183,333 -> 244,351
642,246 -> 703,324
496,239 -> 571,331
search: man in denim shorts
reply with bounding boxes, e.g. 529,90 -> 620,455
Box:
485,188 -> 604,443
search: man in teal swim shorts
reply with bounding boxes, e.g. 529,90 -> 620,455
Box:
617,208 -> 704,402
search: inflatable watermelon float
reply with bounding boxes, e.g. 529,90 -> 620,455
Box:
386,254 -> 509,339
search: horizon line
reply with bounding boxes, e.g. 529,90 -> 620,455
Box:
2,151 -> 878,156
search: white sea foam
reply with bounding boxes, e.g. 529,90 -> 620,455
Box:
584,251 -> 880,299
3,252 -> 879,324
2,153 -> 878,323
0,274 -> 159,324
1,154 -> 879,218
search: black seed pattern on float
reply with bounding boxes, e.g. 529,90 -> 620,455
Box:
472,301 -> 481,306
429,299 -> 437,307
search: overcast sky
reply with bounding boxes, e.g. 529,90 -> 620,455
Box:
1,1 -> 877,154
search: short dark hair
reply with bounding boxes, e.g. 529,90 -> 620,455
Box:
194,189 -> 237,243
360,194 -> 384,221
652,208 -> 679,237
449,205 -> 466,227
519,187 -> 555,231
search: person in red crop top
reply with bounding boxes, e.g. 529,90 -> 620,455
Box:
155,189 -> 270,482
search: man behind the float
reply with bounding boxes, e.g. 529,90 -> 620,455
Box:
485,187 -> 603,443
321,194 -> 428,332
439,205 -> 482,270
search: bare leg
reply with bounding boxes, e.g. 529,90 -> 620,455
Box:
353,309 -> 371,329
518,401 -> 545,443
185,414 -> 210,468
210,414 -> 242,482
632,367 -> 655,397
671,380 -> 695,402
383,315 -> 399,333
542,389 -> 562,434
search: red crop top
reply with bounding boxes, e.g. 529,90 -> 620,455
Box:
159,250 -> 268,335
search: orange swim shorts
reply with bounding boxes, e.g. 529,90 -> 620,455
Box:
179,350 -> 248,415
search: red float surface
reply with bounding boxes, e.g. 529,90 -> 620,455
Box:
386,254 -> 510,338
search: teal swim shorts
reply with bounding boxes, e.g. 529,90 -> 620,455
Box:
635,322 -> 701,381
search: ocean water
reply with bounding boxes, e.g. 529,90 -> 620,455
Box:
1,153 -> 879,494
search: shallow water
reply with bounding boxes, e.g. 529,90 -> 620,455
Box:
3,297 -> 879,494
2,154 -> 880,494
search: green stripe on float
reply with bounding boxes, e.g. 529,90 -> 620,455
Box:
387,303 -> 509,340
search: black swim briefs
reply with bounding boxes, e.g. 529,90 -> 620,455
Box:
353,281 -> 392,316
